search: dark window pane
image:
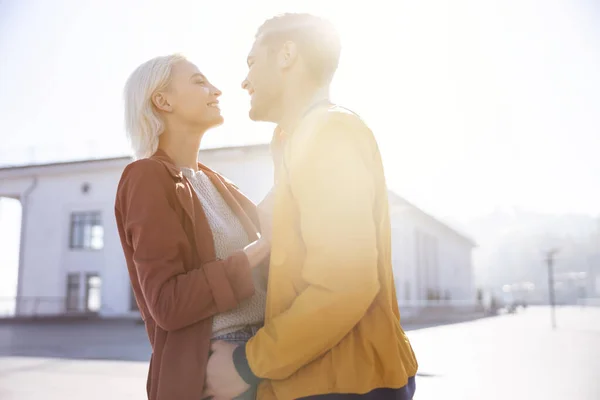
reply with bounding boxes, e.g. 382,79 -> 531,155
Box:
65,273 -> 80,312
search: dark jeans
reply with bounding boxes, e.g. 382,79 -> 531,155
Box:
299,377 -> 416,400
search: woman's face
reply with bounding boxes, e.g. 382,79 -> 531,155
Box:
156,60 -> 223,129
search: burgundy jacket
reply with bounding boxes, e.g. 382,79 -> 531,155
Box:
114,149 -> 264,400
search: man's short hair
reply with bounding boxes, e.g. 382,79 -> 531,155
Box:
256,13 -> 341,85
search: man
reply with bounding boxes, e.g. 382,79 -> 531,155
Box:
204,13 -> 418,399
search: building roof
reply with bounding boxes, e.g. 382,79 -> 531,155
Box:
388,191 -> 477,246
0,155 -> 131,172
0,143 -> 270,173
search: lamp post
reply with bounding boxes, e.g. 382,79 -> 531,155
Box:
545,248 -> 559,329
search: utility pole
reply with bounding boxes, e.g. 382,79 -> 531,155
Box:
545,249 -> 559,330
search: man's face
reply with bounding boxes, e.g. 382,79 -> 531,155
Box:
241,36 -> 283,122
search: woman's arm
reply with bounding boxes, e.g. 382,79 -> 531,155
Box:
115,160 -> 270,332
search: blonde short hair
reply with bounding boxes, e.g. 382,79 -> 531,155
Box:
123,54 -> 187,159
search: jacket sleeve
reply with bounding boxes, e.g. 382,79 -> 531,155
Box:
115,160 -> 255,332
243,115 -> 381,380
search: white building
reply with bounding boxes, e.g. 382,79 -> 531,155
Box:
389,194 -> 476,315
0,144 -> 476,318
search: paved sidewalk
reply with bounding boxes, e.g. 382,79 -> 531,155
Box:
1,306 -> 599,399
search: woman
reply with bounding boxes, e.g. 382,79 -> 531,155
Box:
115,54 -> 270,400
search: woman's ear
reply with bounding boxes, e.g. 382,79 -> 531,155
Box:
152,92 -> 172,112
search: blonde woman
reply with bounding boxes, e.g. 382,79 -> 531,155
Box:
115,54 -> 269,400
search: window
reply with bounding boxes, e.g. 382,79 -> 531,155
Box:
70,211 -> 103,250
414,229 -> 421,300
85,274 -> 102,312
65,273 -> 80,312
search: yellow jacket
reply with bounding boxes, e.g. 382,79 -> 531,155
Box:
246,105 -> 418,399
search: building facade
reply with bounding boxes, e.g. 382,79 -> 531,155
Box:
389,194 -> 476,315
0,144 -> 476,318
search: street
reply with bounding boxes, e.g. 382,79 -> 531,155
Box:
408,306 -> 600,399
0,306 -> 599,399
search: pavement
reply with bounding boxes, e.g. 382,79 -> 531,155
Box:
0,306 -> 599,399
408,306 -> 600,399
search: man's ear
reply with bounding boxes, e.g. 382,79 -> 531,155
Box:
278,40 -> 298,69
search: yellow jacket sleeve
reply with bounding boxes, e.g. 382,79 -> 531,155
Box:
244,114 -> 381,380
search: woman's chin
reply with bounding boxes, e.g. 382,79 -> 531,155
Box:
206,114 -> 224,129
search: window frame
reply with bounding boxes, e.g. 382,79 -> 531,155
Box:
69,211 -> 104,250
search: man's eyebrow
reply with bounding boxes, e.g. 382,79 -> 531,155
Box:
190,73 -> 206,80
247,56 -> 254,67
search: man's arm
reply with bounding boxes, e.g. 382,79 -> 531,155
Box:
238,115 -> 381,381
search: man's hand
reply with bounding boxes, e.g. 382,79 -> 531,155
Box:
203,341 -> 250,399
257,188 -> 275,242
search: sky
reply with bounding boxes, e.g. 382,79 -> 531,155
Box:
1,0 -> 599,220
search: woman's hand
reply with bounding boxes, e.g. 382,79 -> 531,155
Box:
243,237 -> 270,269
257,188 -> 275,242
241,188 -> 275,269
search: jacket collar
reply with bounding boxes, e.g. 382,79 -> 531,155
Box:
150,148 -> 221,180
150,148 -> 185,179
149,148 -> 259,242
276,99 -> 333,138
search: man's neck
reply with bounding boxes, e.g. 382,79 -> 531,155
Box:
278,86 -> 330,134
